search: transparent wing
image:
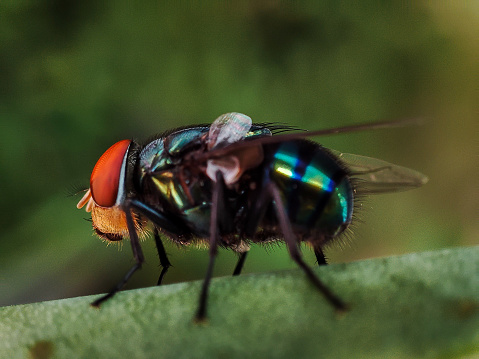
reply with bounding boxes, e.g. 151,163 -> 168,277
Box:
200,116 -> 423,161
208,112 -> 252,150
331,150 -> 429,194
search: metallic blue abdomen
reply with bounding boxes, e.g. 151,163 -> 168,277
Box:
267,140 -> 353,238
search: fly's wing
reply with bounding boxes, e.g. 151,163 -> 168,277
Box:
332,150 -> 429,194
208,112 -> 252,150
199,115 -> 427,188
200,117 -> 423,161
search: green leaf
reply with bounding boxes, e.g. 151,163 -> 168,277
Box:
1,247 -> 478,359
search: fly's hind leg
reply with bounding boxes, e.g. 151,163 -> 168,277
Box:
314,247 -> 328,266
269,183 -> 347,312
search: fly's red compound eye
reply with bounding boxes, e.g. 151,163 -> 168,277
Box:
90,139 -> 131,207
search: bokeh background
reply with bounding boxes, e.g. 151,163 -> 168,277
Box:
1,1 -> 477,307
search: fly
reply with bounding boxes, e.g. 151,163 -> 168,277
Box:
76,112 -> 428,321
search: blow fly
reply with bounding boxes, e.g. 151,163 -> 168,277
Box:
76,113 -> 428,321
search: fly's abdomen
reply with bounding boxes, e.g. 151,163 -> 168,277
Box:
268,140 -> 353,239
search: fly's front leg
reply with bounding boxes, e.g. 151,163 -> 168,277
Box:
91,205 -> 144,307
269,183 -> 347,312
153,228 -> 172,285
195,171 -> 225,322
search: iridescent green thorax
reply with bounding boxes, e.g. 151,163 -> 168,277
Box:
138,125 -> 272,236
139,127 -> 210,174
268,140 -> 353,238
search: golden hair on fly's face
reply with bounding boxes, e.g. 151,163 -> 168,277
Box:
77,190 -> 148,242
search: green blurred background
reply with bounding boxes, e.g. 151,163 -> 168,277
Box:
1,1 -> 477,307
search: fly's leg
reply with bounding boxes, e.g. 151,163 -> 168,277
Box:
314,247 -> 328,266
91,205 -> 144,307
195,171 -> 225,322
269,183 -> 347,312
232,252 -> 248,276
153,228 -> 172,285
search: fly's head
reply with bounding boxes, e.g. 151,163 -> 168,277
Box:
77,139 -> 147,242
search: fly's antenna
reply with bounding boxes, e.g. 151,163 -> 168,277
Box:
66,183 -> 89,197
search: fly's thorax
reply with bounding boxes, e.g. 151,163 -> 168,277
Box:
265,140 -> 354,238
137,167 -> 212,236
136,129 -> 215,235
146,168 -> 210,208
137,127 -> 209,183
